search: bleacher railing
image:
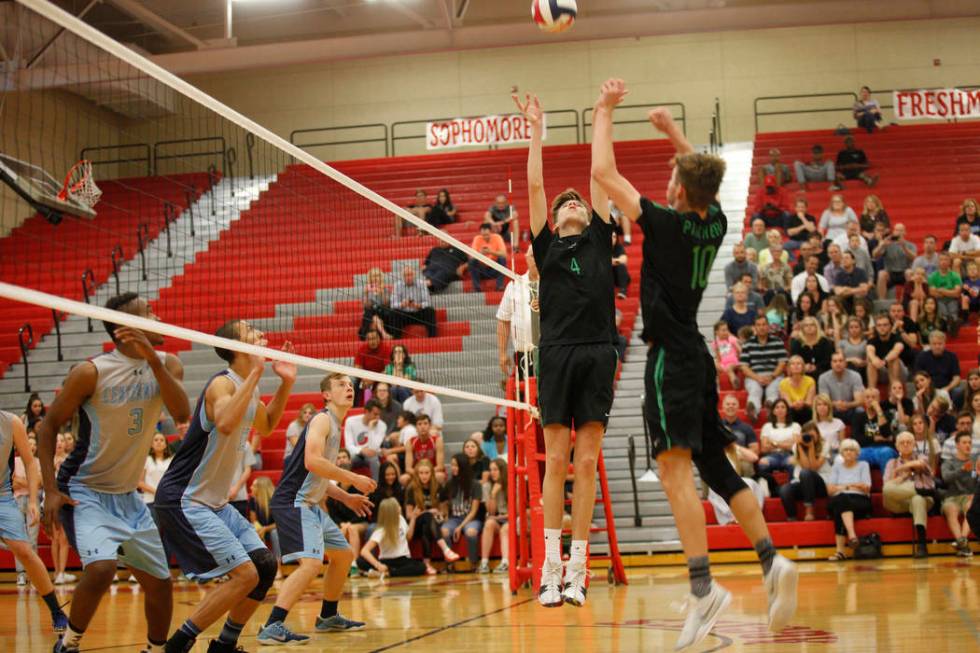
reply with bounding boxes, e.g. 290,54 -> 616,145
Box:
290,124 -> 389,159
17,323 -> 32,393
80,143 -> 152,176
583,102 -> 686,141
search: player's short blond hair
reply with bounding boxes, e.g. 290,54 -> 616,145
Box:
675,153 -> 725,211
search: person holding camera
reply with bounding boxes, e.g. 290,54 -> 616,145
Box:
468,223 -> 508,292
873,223 -> 916,301
883,432 -> 935,558
827,439 -> 873,561
779,422 -> 832,521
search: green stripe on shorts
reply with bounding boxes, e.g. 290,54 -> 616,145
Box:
653,346 -> 672,449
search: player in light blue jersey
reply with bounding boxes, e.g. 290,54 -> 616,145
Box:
36,293 -> 191,653
0,411 -> 68,633
155,320 -> 296,653
258,373 -> 375,643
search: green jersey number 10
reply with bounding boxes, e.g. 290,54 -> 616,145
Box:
690,245 -> 717,290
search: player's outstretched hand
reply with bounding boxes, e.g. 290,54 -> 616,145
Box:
344,492 -> 374,518
350,473 -> 378,496
648,107 -> 675,133
597,78 -> 629,109
114,326 -> 158,361
42,489 -> 77,534
272,341 -> 297,382
512,92 -> 543,127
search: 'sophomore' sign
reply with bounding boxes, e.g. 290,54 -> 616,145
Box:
893,88 -> 980,121
426,114 -> 547,150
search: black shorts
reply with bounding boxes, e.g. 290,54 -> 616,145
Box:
644,343 -> 734,458
537,343 -> 618,428
884,270 -> 906,289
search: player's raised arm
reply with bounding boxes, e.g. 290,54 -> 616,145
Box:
591,78 -> 642,221
305,413 -> 376,495
513,93 -> 549,237
648,106 -> 695,157
253,342 -> 297,436
209,354 -> 264,436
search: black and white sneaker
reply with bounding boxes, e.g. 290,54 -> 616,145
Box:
561,562 -> 588,607
538,560 -> 564,608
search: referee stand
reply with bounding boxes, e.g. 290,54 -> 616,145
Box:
506,377 -> 627,595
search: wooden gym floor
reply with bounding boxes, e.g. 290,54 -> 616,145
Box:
1,557 -> 978,652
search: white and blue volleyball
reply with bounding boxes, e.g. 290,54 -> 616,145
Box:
532,0 -> 577,33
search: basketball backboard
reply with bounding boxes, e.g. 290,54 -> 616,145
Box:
0,153 -> 97,222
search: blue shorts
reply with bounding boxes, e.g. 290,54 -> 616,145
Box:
61,483 -> 169,579
273,503 -> 349,564
154,501 -> 265,581
0,494 -> 29,542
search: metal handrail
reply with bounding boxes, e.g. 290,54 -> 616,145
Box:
290,123 -> 389,158
110,244 -> 123,295
714,97 -> 722,147
51,309 -> 64,362
627,435 -> 641,527
391,109 -> 580,156
185,189 -> 197,237
153,136 -> 227,174
753,91 -> 858,133
80,143 -> 152,176
17,324 -> 33,393
81,269 -> 95,333
208,164 -> 218,216
163,202 -> 175,257
225,147 -> 237,197
583,102 -> 687,139
136,222 -> 149,281
245,133 -> 256,180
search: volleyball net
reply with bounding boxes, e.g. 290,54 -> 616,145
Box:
0,0 -> 534,426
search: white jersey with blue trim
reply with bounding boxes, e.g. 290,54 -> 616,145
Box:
271,408 -> 342,508
0,411 -> 16,497
58,349 -> 167,494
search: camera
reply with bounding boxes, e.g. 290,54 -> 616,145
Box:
802,434 -> 813,444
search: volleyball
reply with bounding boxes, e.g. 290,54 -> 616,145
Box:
532,0 -> 577,33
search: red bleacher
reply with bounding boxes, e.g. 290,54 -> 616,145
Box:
0,173 -> 214,378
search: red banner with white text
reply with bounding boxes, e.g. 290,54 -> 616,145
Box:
426,114 -> 547,150
893,89 -> 980,121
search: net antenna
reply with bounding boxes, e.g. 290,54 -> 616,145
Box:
0,153 -> 97,223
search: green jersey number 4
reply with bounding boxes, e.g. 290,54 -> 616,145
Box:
690,245 -> 717,290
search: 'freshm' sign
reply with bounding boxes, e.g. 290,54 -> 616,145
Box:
893,88 -> 980,121
426,114 -> 547,150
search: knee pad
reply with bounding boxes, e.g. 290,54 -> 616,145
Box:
694,447 -> 748,504
247,548 -> 278,601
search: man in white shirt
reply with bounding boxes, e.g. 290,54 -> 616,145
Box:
949,222 -> 980,276
831,221 -> 869,255
403,387 -> 444,434
344,399 -> 388,481
790,254 -> 830,303
497,245 -> 539,380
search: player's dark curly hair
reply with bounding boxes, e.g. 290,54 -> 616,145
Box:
102,292 -> 141,341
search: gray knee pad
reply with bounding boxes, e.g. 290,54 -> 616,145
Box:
247,548 -> 278,601
695,447 -> 748,504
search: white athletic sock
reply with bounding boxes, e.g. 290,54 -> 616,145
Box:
544,528 -> 562,563
62,625 -> 84,649
480,558 -> 489,565
570,540 -> 588,567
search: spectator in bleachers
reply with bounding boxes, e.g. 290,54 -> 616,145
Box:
62,432 -> 75,457
391,266 -> 438,337
837,317 -> 868,376
328,450 -> 370,577
758,148 -> 792,187
384,344 -> 417,403
249,476 -> 283,579
497,244 -> 539,379
359,268 -> 392,341
345,399 -> 388,481
813,394 -> 846,455
826,439 -> 873,560
403,414 -> 445,484
835,136 -> 879,188
823,244 -> 845,287
883,379 -> 915,437
904,267 -> 930,323
960,369 -> 980,414
758,229 -> 789,270
611,231 -> 630,299
11,432 -> 41,586
405,459 -> 458,574
949,222 -> 980,277
859,195 -> 890,239
462,437 -> 490,484
20,393 -> 45,431
721,283 -> 757,337
790,317 -> 834,380
284,402 -> 315,462
429,189 -> 457,227
484,194 -> 518,240
404,387 -> 444,434
780,356 -> 816,424
468,223 -> 508,292
853,86 -> 883,133
373,383 -> 402,435
757,398 -> 800,495
743,218 -> 770,256
358,497 -> 427,578
726,273 -> 765,314
740,315 -> 789,421
954,198 -> 980,236
712,322 -> 742,390
423,239 -> 470,294
940,413 -> 977,462
138,432 -> 173,508
820,195 -> 858,242
50,432 -> 72,584
386,410 -> 417,473
847,234 -> 874,283
793,293 -> 819,326
832,221 -> 869,257
355,329 -> 392,405
873,224 -> 916,301
866,313 -> 906,390
724,243 -> 757,290
915,331 -> 962,406
790,256 -> 830,305
910,413 -> 941,471
751,175 -> 791,231
440,453 -> 483,567
883,431 -> 935,558
404,189 -> 432,237
478,459 -> 509,574
915,373 -> 952,426
779,421 -> 831,521
819,351 -> 865,424
764,295 -> 791,338
851,388 -> 898,469
940,432 -> 977,557
832,251 -> 871,313
853,298 -> 875,337
917,296 -> 948,343
478,416 -> 508,462
720,394 -> 759,456
761,251 -> 793,301
608,200 -> 632,245
912,235 -> 941,277
794,144 -> 838,192
370,461 -> 405,512
961,261 -> 980,321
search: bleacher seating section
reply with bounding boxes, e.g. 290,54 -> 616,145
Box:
0,173 -> 214,377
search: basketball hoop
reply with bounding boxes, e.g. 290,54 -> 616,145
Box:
57,159 -> 101,209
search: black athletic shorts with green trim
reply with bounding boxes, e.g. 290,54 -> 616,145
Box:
537,343 -> 618,429
644,342 -> 735,457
